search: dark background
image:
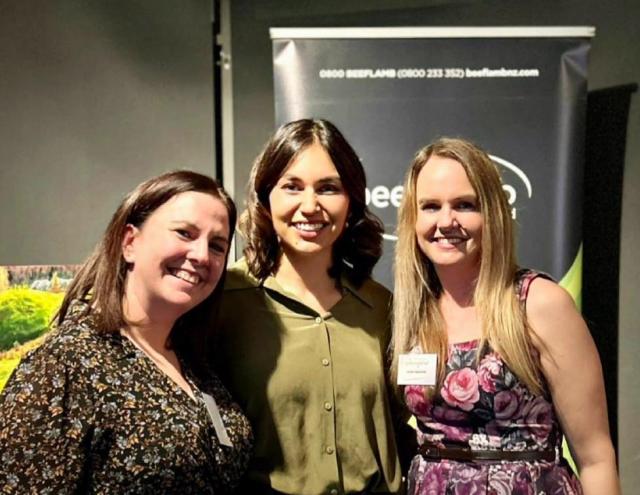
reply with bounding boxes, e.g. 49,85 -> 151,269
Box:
0,0 -> 637,489
224,2 -> 639,488
272,35 -> 588,287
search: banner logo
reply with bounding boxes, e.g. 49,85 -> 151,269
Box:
489,154 -> 533,220
366,155 -> 532,241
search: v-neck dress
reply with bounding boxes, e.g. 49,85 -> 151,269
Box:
0,302 -> 253,494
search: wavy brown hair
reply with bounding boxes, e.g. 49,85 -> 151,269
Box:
56,170 -> 236,381
392,138 -> 544,396
240,118 -> 384,286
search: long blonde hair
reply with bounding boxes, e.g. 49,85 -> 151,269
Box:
391,138 -> 544,395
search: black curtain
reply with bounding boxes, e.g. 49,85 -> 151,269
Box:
583,83 -> 637,455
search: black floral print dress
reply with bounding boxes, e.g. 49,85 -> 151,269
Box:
0,303 -> 253,494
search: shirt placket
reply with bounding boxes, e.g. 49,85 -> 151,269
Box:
315,313 -> 343,495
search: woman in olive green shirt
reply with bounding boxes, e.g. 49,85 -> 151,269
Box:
216,119 -> 407,494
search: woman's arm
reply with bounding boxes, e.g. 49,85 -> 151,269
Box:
0,350 -> 91,492
388,386 -> 418,473
527,277 -> 620,495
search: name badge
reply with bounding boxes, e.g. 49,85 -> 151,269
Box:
201,392 -> 234,447
397,353 -> 437,386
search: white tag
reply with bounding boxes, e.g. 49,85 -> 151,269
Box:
397,353 -> 437,385
201,392 -> 233,447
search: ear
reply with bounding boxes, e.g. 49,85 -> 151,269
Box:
121,224 -> 140,263
343,209 -> 352,231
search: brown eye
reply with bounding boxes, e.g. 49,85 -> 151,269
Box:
456,201 -> 478,211
420,202 -> 439,212
318,183 -> 341,194
281,181 -> 302,192
209,242 -> 227,254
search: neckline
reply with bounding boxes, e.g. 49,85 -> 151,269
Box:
264,272 -> 345,314
120,330 -> 198,403
448,337 -> 480,347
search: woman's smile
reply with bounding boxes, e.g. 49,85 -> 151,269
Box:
166,266 -> 203,285
415,155 -> 483,272
268,142 -> 350,260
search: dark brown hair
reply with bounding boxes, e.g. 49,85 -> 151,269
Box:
240,118 -> 383,286
57,170 -> 236,380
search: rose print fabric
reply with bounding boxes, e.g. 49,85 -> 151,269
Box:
404,270 -> 582,495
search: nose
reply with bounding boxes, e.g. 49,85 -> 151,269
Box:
188,237 -> 210,265
436,206 -> 458,230
299,188 -> 319,215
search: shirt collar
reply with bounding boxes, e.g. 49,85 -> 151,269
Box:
339,273 -> 374,308
261,270 -> 374,309
225,258 -> 375,308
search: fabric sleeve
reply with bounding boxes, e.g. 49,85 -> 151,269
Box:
516,268 -> 555,307
0,350 -> 92,494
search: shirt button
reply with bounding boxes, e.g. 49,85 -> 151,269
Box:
325,446 -> 334,454
324,401 -> 333,411
321,358 -> 330,366
315,316 -> 322,324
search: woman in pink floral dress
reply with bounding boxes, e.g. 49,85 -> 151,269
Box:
391,138 -> 619,494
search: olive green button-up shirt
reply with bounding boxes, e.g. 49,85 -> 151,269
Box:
216,259 -> 403,495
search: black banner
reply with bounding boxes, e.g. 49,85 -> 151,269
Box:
272,27 -> 592,297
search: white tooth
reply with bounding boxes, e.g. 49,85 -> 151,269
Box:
173,269 -> 199,284
295,223 -> 323,231
436,238 -> 464,245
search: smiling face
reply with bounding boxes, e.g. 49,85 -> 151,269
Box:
268,141 -> 350,265
122,191 -> 230,321
415,155 -> 483,274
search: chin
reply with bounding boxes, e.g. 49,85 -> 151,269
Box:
164,291 -> 205,312
288,240 -> 331,255
432,256 -> 480,272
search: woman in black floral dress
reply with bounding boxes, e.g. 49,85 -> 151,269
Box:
0,171 -> 253,494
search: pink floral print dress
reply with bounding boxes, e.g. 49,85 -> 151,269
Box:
404,270 -> 583,495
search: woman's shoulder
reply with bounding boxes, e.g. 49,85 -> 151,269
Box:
521,271 -> 582,344
360,277 -> 392,297
224,258 -> 261,291
526,277 -> 577,316
515,268 -> 571,309
26,302 -> 116,365
346,276 -> 392,309
514,268 -> 555,302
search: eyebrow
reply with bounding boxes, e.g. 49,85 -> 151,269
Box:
317,176 -> 343,184
280,174 -> 342,183
417,194 -> 477,204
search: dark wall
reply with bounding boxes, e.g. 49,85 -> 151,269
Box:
1,0 -> 637,487
226,0 -> 640,489
0,0 -> 215,265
